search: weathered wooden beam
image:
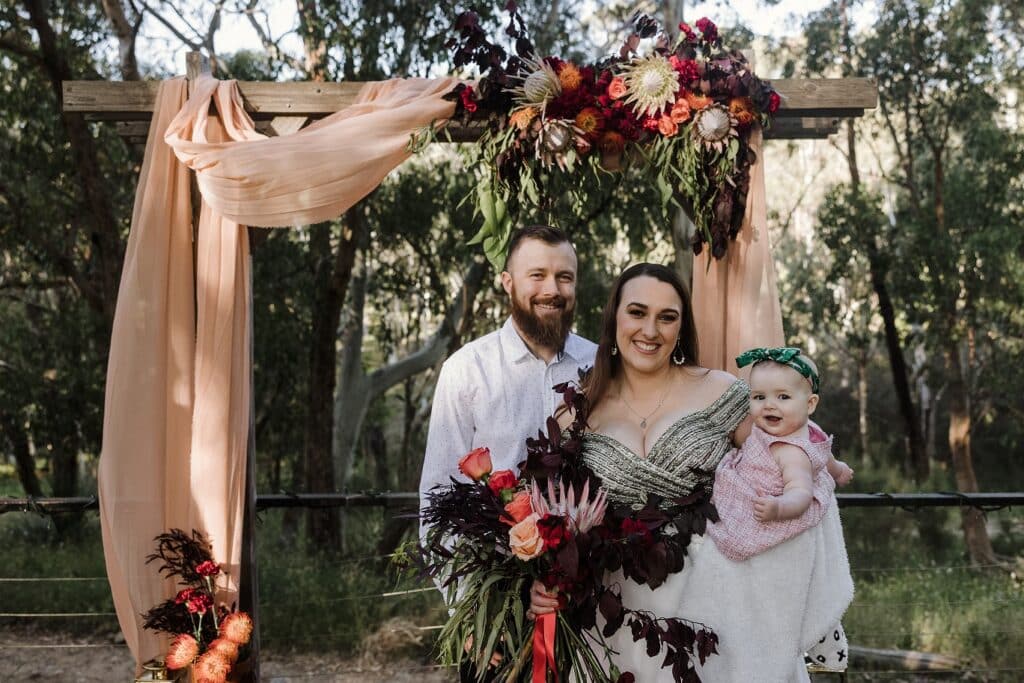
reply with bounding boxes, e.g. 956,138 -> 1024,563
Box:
63,77 -> 877,121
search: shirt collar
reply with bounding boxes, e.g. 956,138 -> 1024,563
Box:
500,317 -> 574,364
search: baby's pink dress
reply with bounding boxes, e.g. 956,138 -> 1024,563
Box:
708,420 -> 836,561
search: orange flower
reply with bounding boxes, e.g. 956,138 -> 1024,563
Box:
509,513 -> 545,560
728,96 -> 756,126
558,62 -> 583,91
607,77 -> 627,100
193,651 -> 231,683
509,106 -> 538,131
574,107 -> 605,138
219,611 -> 254,645
670,98 -> 692,124
207,637 -> 239,664
685,91 -> 712,111
503,490 -> 534,526
458,447 -> 492,481
658,115 -> 679,137
598,131 -> 626,155
165,633 -> 198,670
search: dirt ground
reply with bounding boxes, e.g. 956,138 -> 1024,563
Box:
0,626 -> 454,682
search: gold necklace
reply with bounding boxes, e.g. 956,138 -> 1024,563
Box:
620,379 -> 674,430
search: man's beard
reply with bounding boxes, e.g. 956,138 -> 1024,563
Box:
510,290 -> 575,352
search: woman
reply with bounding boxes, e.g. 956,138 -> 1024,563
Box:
533,262 -> 840,681
530,262 -> 754,680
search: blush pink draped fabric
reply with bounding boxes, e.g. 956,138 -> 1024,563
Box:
99,74 -> 458,667
692,128 -> 785,373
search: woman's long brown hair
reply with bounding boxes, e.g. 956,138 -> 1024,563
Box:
581,263 -> 700,416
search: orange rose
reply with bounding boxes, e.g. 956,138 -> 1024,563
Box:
607,77 -> 627,100
685,91 -> 712,111
728,96 -> 756,126
509,513 -> 545,560
503,490 -> 534,526
658,115 -> 679,137
458,447 -> 492,481
670,98 -> 692,123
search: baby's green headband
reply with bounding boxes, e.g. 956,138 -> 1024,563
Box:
735,347 -> 820,393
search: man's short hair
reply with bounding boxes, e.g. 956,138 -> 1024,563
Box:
503,225 -> 573,271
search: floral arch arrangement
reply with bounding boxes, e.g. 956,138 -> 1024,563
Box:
439,5 -> 780,267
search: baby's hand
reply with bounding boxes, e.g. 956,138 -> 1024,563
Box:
833,461 -> 854,486
753,494 -> 780,522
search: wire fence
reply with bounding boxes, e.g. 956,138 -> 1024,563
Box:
1,493 -> 1022,679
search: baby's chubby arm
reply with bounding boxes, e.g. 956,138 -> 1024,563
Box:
753,443 -> 814,522
826,452 -> 854,486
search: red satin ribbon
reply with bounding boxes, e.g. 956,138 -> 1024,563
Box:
532,612 -> 558,683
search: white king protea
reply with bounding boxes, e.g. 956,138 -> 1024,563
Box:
620,54 -> 680,117
509,55 -> 562,109
530,478 -> 608,534
692,103 -> 739,153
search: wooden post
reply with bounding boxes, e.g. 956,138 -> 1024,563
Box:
185,51 -> 261,682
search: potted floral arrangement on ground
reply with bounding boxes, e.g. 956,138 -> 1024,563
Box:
142,529 -> 253,683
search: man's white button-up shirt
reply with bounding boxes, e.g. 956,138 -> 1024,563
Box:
419,317 -> 597,506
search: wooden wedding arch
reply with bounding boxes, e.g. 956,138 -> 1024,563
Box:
62,52 -> 876,681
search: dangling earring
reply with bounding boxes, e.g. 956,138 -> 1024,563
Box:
611,344 -> 618,356
672,341 -> 685,365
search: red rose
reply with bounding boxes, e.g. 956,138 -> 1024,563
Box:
458,447 -> 492,481
196,560 -> 221,577
621,517 -> 653,546
488,469 -> 518,496
768,91 -> 781,113
537,514 -> 569,551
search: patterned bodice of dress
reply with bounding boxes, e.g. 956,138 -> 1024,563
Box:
581,379 -> 750,504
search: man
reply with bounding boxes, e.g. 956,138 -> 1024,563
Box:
419,225 -> 597,681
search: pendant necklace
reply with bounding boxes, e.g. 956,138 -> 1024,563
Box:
621,379 -> 674,431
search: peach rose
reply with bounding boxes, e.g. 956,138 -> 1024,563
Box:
658,115 -> 679,137
607,77 -> 627,100
509,513 -> 545,560
458,447 -> 492,481
670,98 -> 692,124
503,490 -> 534,526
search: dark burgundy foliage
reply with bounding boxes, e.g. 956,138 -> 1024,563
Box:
420,379 -> 720,681
145,528 -> 214,584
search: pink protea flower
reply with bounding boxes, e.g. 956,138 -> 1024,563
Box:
165,633 -> 199,670
530,478 -> 607,533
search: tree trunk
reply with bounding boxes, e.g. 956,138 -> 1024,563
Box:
24,0 -> 123,328
857,348 -> 870,463
1,412 -> 42,497
302,209 -> 363,549
945,345 -> 996,565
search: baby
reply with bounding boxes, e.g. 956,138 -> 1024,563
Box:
707,347 -> 854,672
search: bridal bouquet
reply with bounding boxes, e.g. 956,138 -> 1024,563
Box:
439,3 -> 780,266
420,383 -> 720,682
142,529 -> 253,683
